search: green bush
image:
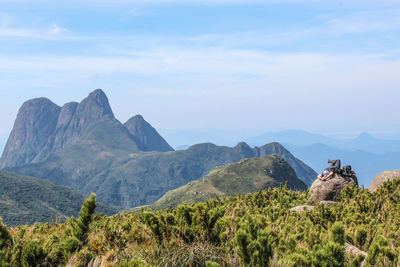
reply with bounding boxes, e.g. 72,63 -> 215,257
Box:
331,222 -> 345,245
0,218 -> 10,249
20,239 -> 46,267
311,242 -> 345,267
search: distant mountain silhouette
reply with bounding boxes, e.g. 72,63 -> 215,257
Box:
246,130 -> 400,154
246,130 -> 338,147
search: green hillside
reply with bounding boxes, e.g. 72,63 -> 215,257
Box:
0,171 -> 119,226
1,179 -> 399,266
149,155 -> 307,210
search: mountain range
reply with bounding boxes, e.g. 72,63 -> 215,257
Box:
286,143 -> 400,186
1,89 -> 316,209
246,129 -> 400,153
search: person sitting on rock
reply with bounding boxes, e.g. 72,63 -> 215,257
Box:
328,159 -> 341,172
318,169 -> 334,181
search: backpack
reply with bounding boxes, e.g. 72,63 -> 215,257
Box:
342,165 -> 352,176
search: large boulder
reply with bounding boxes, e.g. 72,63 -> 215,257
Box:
309,174 -> 356,202
369,170 -> 400,192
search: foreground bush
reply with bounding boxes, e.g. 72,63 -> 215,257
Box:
0,180 -> 399,266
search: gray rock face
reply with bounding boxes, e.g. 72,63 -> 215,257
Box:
1,89 -> 175,170
124,115 -> 173,152
369,170 -> 400,192
53,102 -> 79,150
0,89 -> 117,169
309,174 -> 356,202
52,89 -> 115,150
0,98 -> 61,168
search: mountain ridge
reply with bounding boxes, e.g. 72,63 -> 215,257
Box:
147,154 -> 307,210
7,141 -> 316,208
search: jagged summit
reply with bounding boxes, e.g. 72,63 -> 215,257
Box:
84,89 -> 114,118
0,89 -> 173,169
124,115 -> 174,152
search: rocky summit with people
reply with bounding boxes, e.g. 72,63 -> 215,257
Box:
310,159 -> 358,202
310,174 -> 357,202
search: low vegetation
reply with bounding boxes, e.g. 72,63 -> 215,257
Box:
1,180 -> 399,266
0,171 -> 118,226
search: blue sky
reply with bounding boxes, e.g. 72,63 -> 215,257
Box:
1,0 -> 400,148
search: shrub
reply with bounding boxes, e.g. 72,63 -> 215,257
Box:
0,218 -> 10,249
331,222 -> 345,245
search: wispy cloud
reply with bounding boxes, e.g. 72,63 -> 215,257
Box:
0,24 -> 70,39
49,23 -> 68,35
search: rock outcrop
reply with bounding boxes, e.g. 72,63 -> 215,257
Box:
309,174 -> 356,202
369,170 -> 400,192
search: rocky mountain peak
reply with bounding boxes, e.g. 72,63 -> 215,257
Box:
77,89 -> 114,120
124,115 -> 173,152
0,90 -> 120,169
0,98 -> 61,168
54,90 -> 115,146
233,142 -> 253,157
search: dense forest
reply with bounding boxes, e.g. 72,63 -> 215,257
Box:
0,179 -> 399,266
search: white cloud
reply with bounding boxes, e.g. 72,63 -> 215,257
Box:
49,23 -> 68,35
